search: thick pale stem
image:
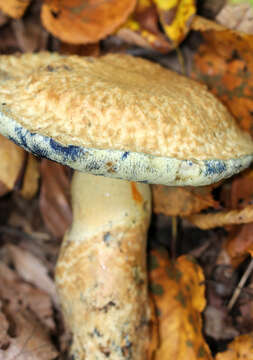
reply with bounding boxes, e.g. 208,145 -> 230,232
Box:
55,172 -> 152,360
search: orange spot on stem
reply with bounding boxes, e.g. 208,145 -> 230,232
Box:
131,182 -> 143,204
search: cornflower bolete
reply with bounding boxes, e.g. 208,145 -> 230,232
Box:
0,52 -> 252,360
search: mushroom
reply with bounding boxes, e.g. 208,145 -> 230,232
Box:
0,52 -> 252,360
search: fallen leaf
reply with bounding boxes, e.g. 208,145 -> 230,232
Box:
119,0 -> 196,53
11,17 -> 49,53
41,0 -> 137,44
149,248 -> 212,359
0,0 -> 31,19
229,169 -> 253,209
118,0 -> 171,53
215,332 -> 253,360
20,154 -> 40,200
154,0 -> 196,48
0,306 -> 57,360
7,244 -> 58,306
204,306 -> 239,341
191,17 -> 253,136
39,159 -> 72,238
0,262 -> 56,331
0,134 -> 25,196
152,184 -> 218,216
187,205 -> 253,229
218,223 -> 253,267
216,1 -> 253,33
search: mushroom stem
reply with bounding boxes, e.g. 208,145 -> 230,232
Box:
55,172 -> 152,359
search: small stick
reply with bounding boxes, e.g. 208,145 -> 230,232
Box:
227,257 -> 253,311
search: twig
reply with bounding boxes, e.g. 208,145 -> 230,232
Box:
227,257 -> 253,311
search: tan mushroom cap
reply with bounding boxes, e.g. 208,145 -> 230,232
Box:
0,52 -> 252,186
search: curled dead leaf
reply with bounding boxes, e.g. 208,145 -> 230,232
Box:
41,0 -> 137,44
215,332 -> 253,360
191,16 -> 253,136
0,134 -> 25,196
149,248 -> 212,359
152,184 -> 218,216
20,154 -> 40,200
154,0 -> 196,48
39,159 -> 72,238
187,205 -> 253,230
0,0 -> 31,19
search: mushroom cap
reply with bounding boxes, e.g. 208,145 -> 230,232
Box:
0,52 -> 252,186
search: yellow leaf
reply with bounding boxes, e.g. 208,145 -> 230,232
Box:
215,333 -> 253,360
0,0 -> 31,18
154,0 -> 196,46
149,249 -> 212,360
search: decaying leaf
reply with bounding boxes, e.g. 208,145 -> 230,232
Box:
229,169 -> 253,209
218,223 -> 253,267
41,0 -> 137,44
39,159 -> 72,238
119,0 -> 196,52
154,0 -> 196,48
0,262 -> 57,359
0,134 -> 25,196
152,184 -> 218,216
7,244 -> 58,306
118,0 -> 171,53
216,1 -> 253,33
187,205 -> 253,230
149,248 -> 212,359
20,154 -> 40,199
0,0 -> 31,19
215,332 -> 253,360
191,17 -> 253,136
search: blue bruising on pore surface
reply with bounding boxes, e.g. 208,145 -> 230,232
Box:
122,151 -> 130,160
204,160 -> 227,176
49,138 -> 83,162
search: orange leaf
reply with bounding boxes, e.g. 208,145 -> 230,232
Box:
215,333 -> 253,360
149,248 -> 212,359
191,18 -> 253,136
0,134 -> 25,196
152,184 -> 218,216
0,0 -> 31,19
41,0 -> 137,44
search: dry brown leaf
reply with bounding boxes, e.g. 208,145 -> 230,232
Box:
20,154 -> 40,199
191,16 -> 253,137
187,205 -> 253,230
216,2 -> 253,34
11,17 -> 49,52
0,134 -> 25,196
218,223 -> 253,267
152,184 -> 218,216
41,0 -> 137,44
149,248 -> 212,360
215,332 -> 253,360
0,306 -> 57,360
118,0 -> 171,53
7,244 -> 58,306
229,169 -> 253,209
39,159 -> 72,238
0,0 -> 31,19
0,261 -> 55,331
